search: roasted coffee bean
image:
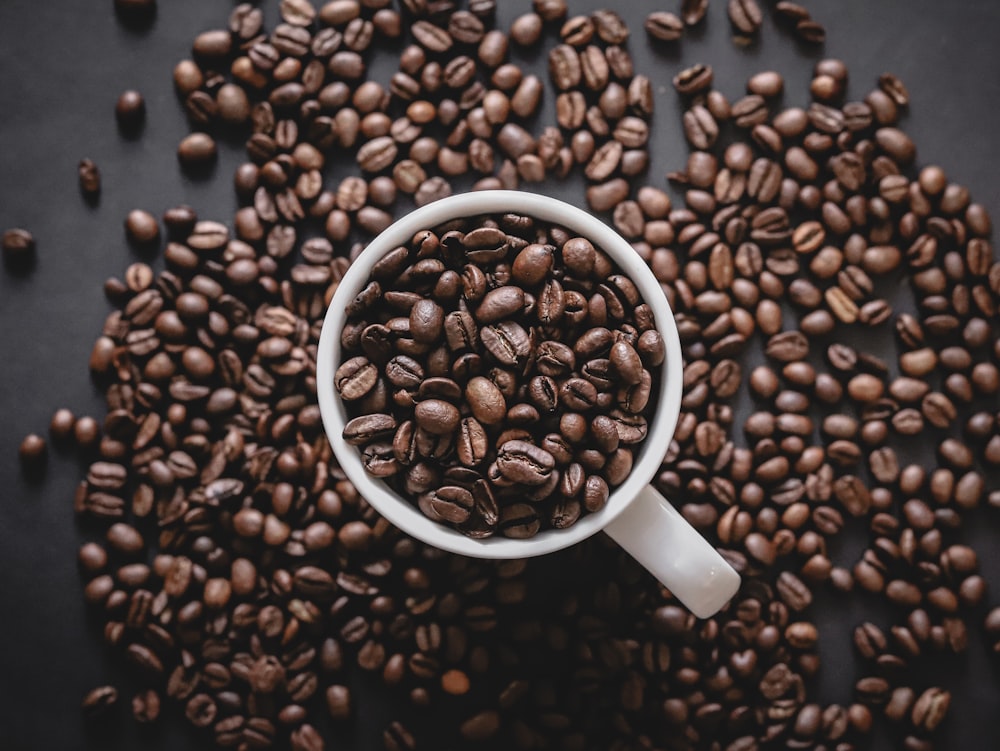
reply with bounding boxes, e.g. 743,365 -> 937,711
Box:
796,19 -> 826,43
644,12 -> 683,42
177,133 -> 217,168
480,320 -> 531,368
124,210 -> 159,245
336,357 -> 379,401
2,227 -> 36,267
19,433 -> 47,474
82,685 -> 119,717
419,486 -> 474,524
496,440 -> 555,486
728,0 -> 763,35
674,63 -> 713,96
131,689 -> 160,724
78,158 -> 101,197
115,90 -> 146,131
499,503 -> 541,538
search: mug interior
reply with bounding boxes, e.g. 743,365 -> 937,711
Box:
316,190 -> 683,559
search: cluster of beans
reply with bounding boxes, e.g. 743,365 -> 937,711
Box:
31,2 -> 999,751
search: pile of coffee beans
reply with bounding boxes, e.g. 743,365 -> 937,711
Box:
16,1 -> 992,750
336,214 -> 663,537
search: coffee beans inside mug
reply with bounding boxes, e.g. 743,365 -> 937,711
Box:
336,214 -> 663,538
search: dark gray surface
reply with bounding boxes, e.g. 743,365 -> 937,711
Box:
0,1 -> 998,749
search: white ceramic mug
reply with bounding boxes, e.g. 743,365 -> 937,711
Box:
316,191 -> 740,618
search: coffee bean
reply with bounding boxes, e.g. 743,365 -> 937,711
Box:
728,0 -> 763,35
419,485 -> 474,524
499,503 -> 541,538
414,399 -> 460,435
796,19 -> 826,43
586,178 -> 629,212
19,433 -> 47,474
82,685 -> 119,717
475,286 -> 525,324
765,331 -> 809,362
177,133 -> 217,167
115,90 -> 146,131
644,12 -> 683,42
480,320 -> 531,368
508,12 -> 542,45
2,227 -> 36,268
496,440 -> 555,486
131,689 -> 160,724
78,158 -> 101,197
683,106 -> 719,150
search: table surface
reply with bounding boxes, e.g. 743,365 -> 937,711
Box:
1,1 -> 999,749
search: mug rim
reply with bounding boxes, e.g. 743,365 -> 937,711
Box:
316,190 -> 684,558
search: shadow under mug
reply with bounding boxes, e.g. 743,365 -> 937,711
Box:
316,190 -> 740,618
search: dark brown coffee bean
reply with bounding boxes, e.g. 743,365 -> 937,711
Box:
496,440 -> 555,486
645,12 -> 683,42
765,331 -> 809,362
115,90 -> 146,131
82,685 -> 119,717
796,19 -> 826,43
591,9 -> 628,43
728,0 -> 763,34
77,158 -> 101,197
586,179 -> 629,212
412,20 -> 452,52
419,486 -> 474,524
177,133 -> 217,167
335,356 -> 379,401
2,227 -> 36,268
413,398 -> 460,435
480,320 -> 531,368
343,414 -> 397,445
124,210 -> 159,245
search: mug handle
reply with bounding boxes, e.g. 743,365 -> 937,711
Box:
604,485 -> 741,618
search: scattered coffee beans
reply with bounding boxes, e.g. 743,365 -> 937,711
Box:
644,12 -> 684,43
49,408 -> 77,442
336,215 -> 663,538
81,685 -> 119,718
27,2 -> 996,750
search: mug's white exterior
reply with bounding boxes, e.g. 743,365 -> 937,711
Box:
316,191 -> 683,558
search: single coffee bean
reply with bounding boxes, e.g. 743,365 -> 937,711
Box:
644,12 -> 683,42
335,356 -> 378,401
796,19 -> 826,43
178,133 -> 218,167
19,433 -> 47,474
728,0 -> 763,35
3,227 -> 36,267
131,689 -> 161,724
82,685 -> 119,717
115,90 -> 146,131
78,158 -> 101,197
